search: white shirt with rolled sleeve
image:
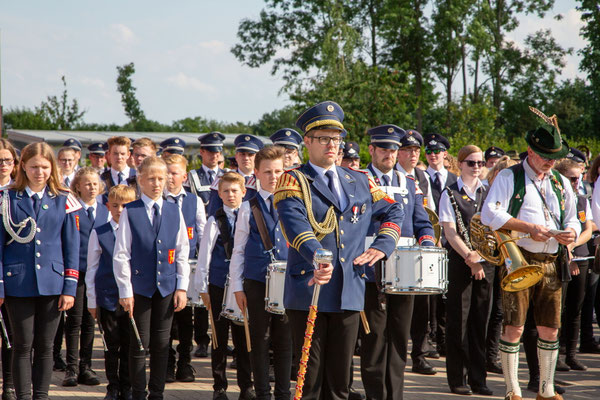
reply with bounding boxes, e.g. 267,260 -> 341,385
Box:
592,176 -> 600,225
195,205 -> 239,295
229,189 -> 273,293
481,158 -> 581,254
165,187 -> 207,257
113,194 -> 190,299
86,219 -> 119,309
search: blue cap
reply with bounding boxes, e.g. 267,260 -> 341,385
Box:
295,101 -> 345,135
88,142 -> 106,155
424,133 -> 450,151
484,146 -> 505,161
343,141 -> 361,159
63,138 -> 82,151
367,125 -> 405,150
566,147 -> 586,164
198,132 -> 225,153
270,128 -> 303,150
160,137 -> 186,155
234,134 -> 264,154
399,129 -> 424,148
156,148 -> 163,157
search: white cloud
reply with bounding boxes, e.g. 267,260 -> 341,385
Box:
109,23 -> 138,45
79,77 -> 106,89
166,72 -> 217,94
197,40 -> 227,53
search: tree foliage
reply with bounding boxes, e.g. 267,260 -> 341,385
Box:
116,63 -> 146,125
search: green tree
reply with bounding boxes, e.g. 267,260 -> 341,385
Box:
577,0 -> 600,138
39,75 -> 86,130
116,62 -> 146,125
2,107 -> 53,130
251,105 -> 300,137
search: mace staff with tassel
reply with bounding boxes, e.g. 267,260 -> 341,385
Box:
293,248 -> 333,400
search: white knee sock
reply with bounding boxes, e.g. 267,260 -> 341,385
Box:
538,338 -> 559,397
499,339 -> 521,397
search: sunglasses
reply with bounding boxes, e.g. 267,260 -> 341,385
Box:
425,149 -> 444,155
463,160 -> 485,168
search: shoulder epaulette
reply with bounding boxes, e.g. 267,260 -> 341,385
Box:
273,170 -> 302,206
285,165 -> 301,172
245,175 -> 257,190
65,192 -> 83,214
349,167 -> 369,175
367,174 -> 395,204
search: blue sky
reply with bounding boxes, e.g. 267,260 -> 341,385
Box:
0,0 -> 587,126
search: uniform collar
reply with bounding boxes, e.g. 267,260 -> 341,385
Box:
308,161 -> 338,180
141,193 -> 163,210
223,204 -> 239,220
426,166 -> 447,179
109,219 -> 119,231
63,171 -> 76,182
369,164 -> 394,182
80,199 -> 97,210
396,164 -> 414,176
25,185 -> 46,199
258,188 -> 272,201
0,178 -> 13,191
523,157 -> 550,182
111,166 -> 132,180
165,187 -> 187,198
202,164 -> 219,175
457,176 -> 484,199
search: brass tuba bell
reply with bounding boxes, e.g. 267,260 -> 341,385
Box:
424,206 -> 442,246
470,213 -> 543,292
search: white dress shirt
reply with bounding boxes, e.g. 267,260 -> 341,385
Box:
592,176 -> 600,225
308,162 -> 348,210
113,193 -> 190,298
195,205 -> 239,294
396,165 -> 435,212
481,158 -> 581,254
25,185 -> 46,199
80,199 -> 110,223
0,178 -> 13,191
165,186 -> 207,254
426,166 -> 449,189
110,166 -> 133,186
86,219 -> 119,309
63,171 -> 76,187
439,177 -> 485,223
229,189 -> 275,293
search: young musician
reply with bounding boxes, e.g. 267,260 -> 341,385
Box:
87,185 -> 137,400
58,147 -> 78,187
231,146 -> 291,400
101,137 -> 135,191
62,167 -> 110,387
439,145 -> 494,396
113,156 -> 190,400
163,154 -> 206,382
63,138 -> 83,169
0,139 -> 18,400
0,142 -> 80,400
196,172 -> 254,400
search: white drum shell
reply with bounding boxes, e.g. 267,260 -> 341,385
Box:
265,261 -> 287,315
187,261 -> 205,308
221,274 -> 244,326
383,246 -> 448,294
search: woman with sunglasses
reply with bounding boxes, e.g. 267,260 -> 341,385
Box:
438,145 -> 494,396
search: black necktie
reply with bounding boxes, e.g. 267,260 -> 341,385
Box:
32,194 -> 41,217
381,175 -> 391,186
118,172 -> 125,185
64,177 -> 71,187
208,170 -> 215,184
87,206 -> 95,223
432,171 -> 442,192
170,194 -> 182,206
152,203 -> 161,234
325,170 -> 337,198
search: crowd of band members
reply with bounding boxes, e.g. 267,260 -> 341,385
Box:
0,100 -> 599,400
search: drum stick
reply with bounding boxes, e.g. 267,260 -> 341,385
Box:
360,310 -> 370,335
0,312 -> 10,349
208,305 -> 218,350
243,307 -> 252,352
129,316 -> 144,351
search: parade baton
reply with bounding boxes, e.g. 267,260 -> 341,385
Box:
294,248 -> 333,400
129,316 -> 144,351
0,312 -> 10,349
360,311 -> 371,335
243,307 -> 252,352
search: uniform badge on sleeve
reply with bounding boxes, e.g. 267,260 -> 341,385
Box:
75,215 -> 80,231
187,227 -> 194,240
578,211 -> 586,223
168,249 -> 176,264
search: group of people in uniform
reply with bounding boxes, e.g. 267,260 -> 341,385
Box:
0,100 -> 599,400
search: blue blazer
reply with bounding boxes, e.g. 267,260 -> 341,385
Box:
94,222 -> 120,311
274,164 -> 404,312
77,201 -> 109,274
0,189 -> 80,298
207,172 -> 257,216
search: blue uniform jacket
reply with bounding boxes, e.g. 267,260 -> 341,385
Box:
77,202 -> 109,274
207,172 -> 257,216
191,167 -> 224,207
365,165 -> 435,282
274,164 -> 404,312
0,190 -> 80,298
94,221 -> 120,311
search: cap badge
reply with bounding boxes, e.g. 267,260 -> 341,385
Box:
387,127 -> 394,133
285,130 -> 291,136
213,134 -> 217,138
430,140 -> 438,145
175,139 -> 179,143
348,149 -> 356,155
326,105 -> 334,112
245,136 -> 250,141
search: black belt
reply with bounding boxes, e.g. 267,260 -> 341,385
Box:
520,248 -> 558,263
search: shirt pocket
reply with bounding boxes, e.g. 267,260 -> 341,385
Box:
4,263 -> 24,278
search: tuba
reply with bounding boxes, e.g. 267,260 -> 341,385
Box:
424,206 -> 442,246
470,213 -> 543,292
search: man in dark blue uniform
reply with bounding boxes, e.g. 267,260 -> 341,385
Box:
270,128 -> 303,168
160,137 -> 186,157
274,101 -> 404,400
189,132 -> 226,208
360,125 -> 436,399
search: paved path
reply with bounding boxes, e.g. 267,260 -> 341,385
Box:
42,331 -> 600,400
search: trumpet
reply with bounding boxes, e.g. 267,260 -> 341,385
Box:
470,213 -> 543,292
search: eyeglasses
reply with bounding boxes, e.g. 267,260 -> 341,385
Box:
0,158 -> 14,165
425,149 -> 443,155
309,136 -> 343,146
462,160 -> 485,168
399,147 -> 420,154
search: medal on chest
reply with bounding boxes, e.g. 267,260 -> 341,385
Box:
351,206 -> 359,223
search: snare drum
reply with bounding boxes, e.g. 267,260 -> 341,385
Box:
187,261 -> 205,308
383,245 -> 448,294
221,274 -> 244,326
265,261 -> 286,314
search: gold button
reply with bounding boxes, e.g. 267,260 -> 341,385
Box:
340,230 -> 344,235
340,216 -> 344,221
341,244 -> 345,249
301,270 -> 305,275
6,272 -> 11,277
340,257 -> 345,262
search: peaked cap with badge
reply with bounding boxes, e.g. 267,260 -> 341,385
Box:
270,128 -> 303,150
367,125 -> 405,150
399,129 -> 424,148
234,134 -> 264,154
63,138 -> 82,152
295,101 -> 346,136
160,137 -> 186,155
566,147 -> 586,164
198,132 -> 225,153
525,124 -> 569,160
484,146 -> 506,162
424,133 -> 450,151
343,141 -> 361,159
88,142 -> 107,155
